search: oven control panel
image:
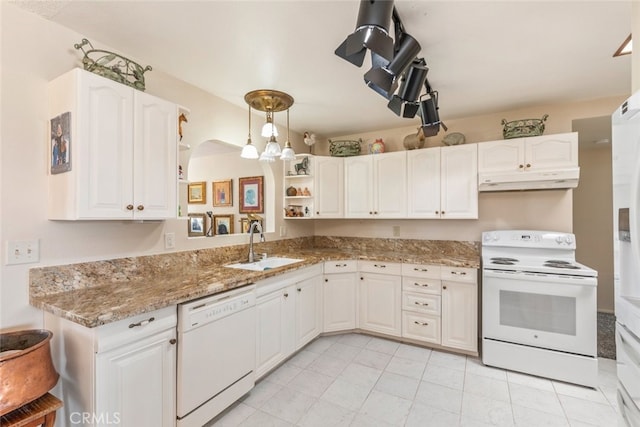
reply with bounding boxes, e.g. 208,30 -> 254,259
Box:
482,230 -> 576,249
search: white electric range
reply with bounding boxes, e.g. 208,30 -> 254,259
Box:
481,230 -> 598,387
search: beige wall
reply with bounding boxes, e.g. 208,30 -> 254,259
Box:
574,145 -> 614,312
634,2 -> 640,92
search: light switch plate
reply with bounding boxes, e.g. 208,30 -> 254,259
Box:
6,239 -> 40,265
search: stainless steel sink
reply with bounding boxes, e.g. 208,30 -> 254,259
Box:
224,257 -> 304,272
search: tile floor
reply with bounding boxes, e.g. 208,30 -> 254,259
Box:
208,333 -> 619,426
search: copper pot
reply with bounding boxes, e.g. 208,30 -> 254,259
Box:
0,329 -> 59,416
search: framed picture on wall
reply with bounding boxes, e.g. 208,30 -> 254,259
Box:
187,213 -> 206,237
188,181 -> 206,204
212,180 -> 233,207
50,111 -> 72,174
239,176 -> 264,214
213,214 -> 234,235
240,218 -> 263,234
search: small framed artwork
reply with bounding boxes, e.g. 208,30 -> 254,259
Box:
213,214 -> 234,235
188,181 -> 206,204
240,218 -> 263,234
239,176 -> 264,214
187,213 -> 206,237
212,180 -> 233,207
50,111 -> 72,174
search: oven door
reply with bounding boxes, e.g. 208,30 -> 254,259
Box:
483,269 -> 597,356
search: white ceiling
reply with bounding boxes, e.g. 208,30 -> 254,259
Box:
16,0 -> 632,139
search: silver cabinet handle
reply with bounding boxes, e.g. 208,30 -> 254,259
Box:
129,317 -> 155,328
414,301 -> 429,306
414,320 -> 429,326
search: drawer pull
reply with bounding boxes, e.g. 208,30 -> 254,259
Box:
373,264 -> 386,268
413,267 -> 429,272
335,263 -> 347,268
414,320 -> 429,326
129,317 -> 155,328
169,338 -> 177,345
451,271 -> 467,276
414,282 -> 429,287
414,301 -> 429,306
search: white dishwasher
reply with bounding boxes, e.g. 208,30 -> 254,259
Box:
177,285 -> 256,427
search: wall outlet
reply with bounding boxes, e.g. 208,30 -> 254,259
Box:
392,226 -> 401,237
6,239 -> 40,265
164,232 -> 176,249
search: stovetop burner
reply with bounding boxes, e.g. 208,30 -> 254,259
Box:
490,257 -> 519,265
543,260 -> 581,269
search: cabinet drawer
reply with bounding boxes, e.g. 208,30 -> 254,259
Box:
324,260 -> 358,274
358,260 -> 402,275
441,267 -> 477,283
402,312 -> 441,344
402,292 -> 441,315
401,263 -> 441,279
96,305 -> 177,352
402,277 -> 442,295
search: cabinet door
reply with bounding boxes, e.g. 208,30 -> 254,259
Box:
407,147 -> 441,218
78,71 -> 134,219
525,132 -> 578,171
323,272 -> 357,332
359,273 -> 401,336
96,328 -> 176,427
345,156 -> 373,218
295,275 -> 322,349
316,156 -> 344,218
255,288 -> 295,379
441,281 -> 477,352
374,151 -> 407,218
133,92 -> 178,219
477,139 -> 524,173
440,144 -> 478,219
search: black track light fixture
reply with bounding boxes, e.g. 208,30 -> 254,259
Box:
335,0 -> 395,67
419,90 -> 447,137
387,58 -> 428,118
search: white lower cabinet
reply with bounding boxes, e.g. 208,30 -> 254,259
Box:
358,261 -> 402,337
323,260 -> 358,332
255,265 -> 323,379
401,264 -> 442,345
441,267 -> 478,352
44,306 -> 177,427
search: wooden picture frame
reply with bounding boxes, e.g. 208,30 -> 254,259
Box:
187,213 -> 206,237
187,181 -> 206,204
239,176 -> 264,214
213,214 -> 234,235
50,111 -> 72,174
212,180 -> 233,207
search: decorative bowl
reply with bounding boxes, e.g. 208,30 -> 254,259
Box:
442,132 -> 466,146
501,114 -> 549,139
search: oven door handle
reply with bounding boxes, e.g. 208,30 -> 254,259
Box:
483,269 -> 597,286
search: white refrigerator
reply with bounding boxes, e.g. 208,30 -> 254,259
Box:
612,90 -> 640,426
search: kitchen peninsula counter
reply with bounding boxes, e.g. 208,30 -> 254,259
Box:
30,236 -> 480,328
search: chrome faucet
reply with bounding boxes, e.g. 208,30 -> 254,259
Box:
248,221 -> 265,263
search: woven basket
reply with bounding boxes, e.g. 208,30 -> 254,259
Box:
501,114 -> 549,139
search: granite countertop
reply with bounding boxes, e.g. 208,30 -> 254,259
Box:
30,238 -> 480,329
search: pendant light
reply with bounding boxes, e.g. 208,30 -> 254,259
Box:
241,105 -> 259,159
280,108 -> 296,161
243,89 -> 294,162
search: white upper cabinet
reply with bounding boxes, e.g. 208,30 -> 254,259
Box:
315,156 -> 344,218
48,68 -> 177,220
478,132 -> 578,173
345,151 -> 407,218
408,145 -> 478,219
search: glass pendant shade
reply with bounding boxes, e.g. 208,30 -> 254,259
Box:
261,112 -> 278,137
241,140 -> 259,159
280,109 -> 296,161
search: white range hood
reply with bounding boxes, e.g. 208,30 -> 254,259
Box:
478,167 -> 580,192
